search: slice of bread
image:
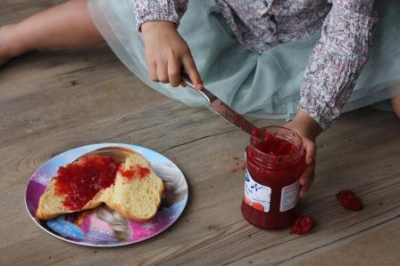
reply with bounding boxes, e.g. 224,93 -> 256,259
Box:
35,152 -> 164,222
106,153 -> 164,222
35,156 -> 112,221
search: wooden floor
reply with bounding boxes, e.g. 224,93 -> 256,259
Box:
1,1 -> 400,265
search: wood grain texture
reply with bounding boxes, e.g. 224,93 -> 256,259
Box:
1,1 -> 400,266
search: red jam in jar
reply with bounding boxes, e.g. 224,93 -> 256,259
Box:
241,126 -> 306,229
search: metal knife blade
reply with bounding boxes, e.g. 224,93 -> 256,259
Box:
181,73 -> 262,139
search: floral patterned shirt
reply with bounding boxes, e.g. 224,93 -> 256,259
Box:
132,0 -> 378,130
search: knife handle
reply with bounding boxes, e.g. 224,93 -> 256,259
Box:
181,73 -> 217,103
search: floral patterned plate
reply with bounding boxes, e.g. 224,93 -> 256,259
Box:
25,143 -> 188,247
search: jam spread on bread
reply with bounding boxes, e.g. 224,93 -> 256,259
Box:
55,155 -> 120,210
120,165 -> 151,180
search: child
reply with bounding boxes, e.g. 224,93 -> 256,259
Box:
1,0 -> 400,197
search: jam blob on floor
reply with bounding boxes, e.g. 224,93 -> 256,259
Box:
55,155 -> 120,211
290,216 -> 315,235
336,190 -> 363,211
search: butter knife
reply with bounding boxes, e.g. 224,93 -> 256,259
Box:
181,73 -> 263,140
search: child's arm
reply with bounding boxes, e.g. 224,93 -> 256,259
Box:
298,0 -> 377,131
132,0 -> 203,88
291,0 -> 377,197
285,111 -> 321,198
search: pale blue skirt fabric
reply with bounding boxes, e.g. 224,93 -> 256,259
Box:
88,0 -> 400,120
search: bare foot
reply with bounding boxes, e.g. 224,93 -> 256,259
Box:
0,25 -> 24,65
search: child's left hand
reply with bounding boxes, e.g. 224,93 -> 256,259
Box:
284,111 -> 322,198
296,134 -> 316,198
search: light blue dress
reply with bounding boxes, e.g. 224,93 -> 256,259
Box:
88,0 -> 400,123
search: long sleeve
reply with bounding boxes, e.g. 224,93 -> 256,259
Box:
298,0 -> 378,130
132,0 -> 189,30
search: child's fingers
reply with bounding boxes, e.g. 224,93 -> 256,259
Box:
148,61 -> 158,82
182,55 -> 203,89
299,164 -> 315,198
167,55 -> 182,87
303,138 -> 317,165
156,59 -> 169,84
300,186 -> 310,198
299,163 -> 314,186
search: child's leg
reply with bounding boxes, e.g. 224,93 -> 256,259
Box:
390,83 -> 400,118
0,0 -> 103,65
391,95 -> 400,118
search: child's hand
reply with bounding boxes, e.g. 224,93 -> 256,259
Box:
285,111 -> 322,198
141,21 -> 203,89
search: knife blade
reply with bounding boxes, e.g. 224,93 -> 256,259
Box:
181,73 -> 263,140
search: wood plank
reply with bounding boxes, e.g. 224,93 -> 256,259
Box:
291,221 -> 400,266
1,1 -> 400,266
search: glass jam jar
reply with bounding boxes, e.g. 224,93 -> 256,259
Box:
241,126 -> 306,229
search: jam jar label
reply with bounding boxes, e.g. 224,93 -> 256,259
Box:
244,170 -> 271,213
280,181 -> 300,212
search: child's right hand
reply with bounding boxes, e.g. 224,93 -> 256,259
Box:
141,21 -> 203,89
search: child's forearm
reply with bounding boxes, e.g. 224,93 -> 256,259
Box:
141,21 -> 177,35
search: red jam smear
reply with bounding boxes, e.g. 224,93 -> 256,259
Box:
251,128 -> 261,139
120,165 -> 151,180
55,155 -> 120,211
253,137 -> 298,156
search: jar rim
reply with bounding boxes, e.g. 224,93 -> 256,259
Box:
249,126 -> 304,163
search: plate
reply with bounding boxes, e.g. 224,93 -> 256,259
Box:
25,143 -> 189,247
